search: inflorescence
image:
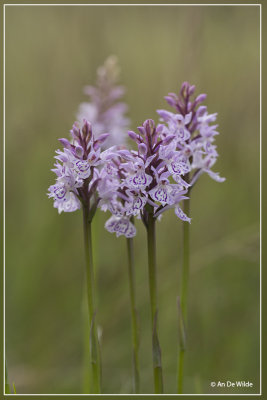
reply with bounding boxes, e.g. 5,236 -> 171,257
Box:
48,81 -> 225,236
76,56 -> 130,148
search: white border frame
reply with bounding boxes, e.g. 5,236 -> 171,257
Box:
3,3 -> 262,396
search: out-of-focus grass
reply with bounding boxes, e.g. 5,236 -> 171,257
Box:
5,6 -> 260,394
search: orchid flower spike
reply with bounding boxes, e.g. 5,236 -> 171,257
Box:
157,81 -> 225,187
77,56 -> 130,148
48,119 -> 109,218
102,119 -> 191,238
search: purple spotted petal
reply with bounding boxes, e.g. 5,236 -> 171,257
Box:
205,169 -> 226,182
177,127 -> 191,141
168,160 -> 190,176
126,171 -> 153,189
105,216 -> 119,233
125,195 -> 147,216
125,222 -> 137,238
149,184 -> 171,206
175,206 -> 191,223
173,174 -> 191,187
73,160 -> 91,179
105,216 -> 136,237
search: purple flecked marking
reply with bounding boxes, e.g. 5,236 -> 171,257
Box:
55,187 -> 66,199
133,197 -> 142,210
155,188 -> 167,202
75,160 -> 90,172
171,162 -> 182,174
115,219 -> 129,233
133,173 -> 146,186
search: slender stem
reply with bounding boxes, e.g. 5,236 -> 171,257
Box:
146,213 -> 164,394
126,236 -> 140,393
82,285 -> 91,393
181,199 -> 190,320
177,198 -> 190,394
82,205 -> 101,394
82,213 -> 100,393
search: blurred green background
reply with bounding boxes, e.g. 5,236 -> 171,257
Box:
5,5 -> 260,394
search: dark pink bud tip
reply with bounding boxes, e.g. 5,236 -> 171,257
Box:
189,85 -> 196,95
82,119 -> 92,138
138,143 -> 147,156
128,130 -> 139,142
59,138 -> 71,149
195,94 -> 207,104
144,119 -> 155,135
165,96 -> 176,107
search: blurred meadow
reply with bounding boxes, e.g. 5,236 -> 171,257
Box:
5,5 -> 260,394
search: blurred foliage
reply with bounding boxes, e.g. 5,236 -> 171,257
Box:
5,5 -> 260,394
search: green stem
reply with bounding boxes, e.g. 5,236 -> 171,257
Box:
82,286 -> 91,393
127,236 -> 140,393
177,198 -> 190,394
83,205 -> 101,394
146,213 -> 163,394
82,213 -> 100,393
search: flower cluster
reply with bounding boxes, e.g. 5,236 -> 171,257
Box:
157,81 -> 225,187
48,80 -> 225,239
99,82 -> 225,239
48,119 -> 109,214
100,119 -> 191,238
77,56 -> 130,148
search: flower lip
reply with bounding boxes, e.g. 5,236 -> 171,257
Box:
54,185 -> 67,200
